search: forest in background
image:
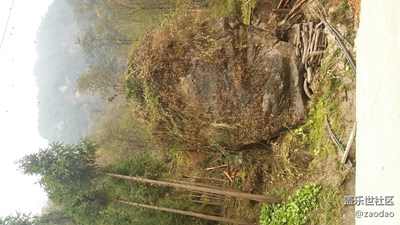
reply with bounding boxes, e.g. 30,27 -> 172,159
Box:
35,0 -> 169,144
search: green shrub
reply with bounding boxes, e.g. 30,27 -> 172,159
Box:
260,183 -> 321,225
105,153 -> 170,203
107,152 -> 167,179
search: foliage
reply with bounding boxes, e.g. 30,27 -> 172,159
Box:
106,152 -> 167,179
177,0 -> 254,24
259,183 -> 321,225
33,209 -> 76,225
310,186 -> 342,225
99,199 -> 206,225
93,103 -> 159,166
104,152 -> 170,204
76,65 -> 116,96
17,138 -> 205,224
18,139 -> 107,224
205,0 -> 239,17
239,0 -> 255,25
0,212 -> 34,225
125,76 -> 159,114
98,205 -> 139,225
19,139 -> 98,182
154,198 -> 206,225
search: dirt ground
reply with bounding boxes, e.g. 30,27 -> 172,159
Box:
325,0 -> 359,223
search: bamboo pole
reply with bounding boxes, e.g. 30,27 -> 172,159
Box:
105,173 -> 280,202
116,200 -> 249,225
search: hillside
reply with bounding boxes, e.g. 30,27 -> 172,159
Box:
28,0 -> 358,224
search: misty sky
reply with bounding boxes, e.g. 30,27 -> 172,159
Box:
0,0 -> 53,217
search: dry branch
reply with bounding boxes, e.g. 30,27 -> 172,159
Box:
206,165 -> 228,171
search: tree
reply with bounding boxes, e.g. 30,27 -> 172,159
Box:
18,139 -> 107,224
76,65 -> 116,96
76,30 -> 133,52
19,139 -> 98,183
18,139 -> 278,224
33,211 -> 75,225
0,212 -> 34,225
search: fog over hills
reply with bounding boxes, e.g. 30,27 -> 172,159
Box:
34,0 -> 126,143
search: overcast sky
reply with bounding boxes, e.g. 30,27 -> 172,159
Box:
0,0 -> 54,217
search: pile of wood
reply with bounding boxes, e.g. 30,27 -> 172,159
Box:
292,21 -> 328,98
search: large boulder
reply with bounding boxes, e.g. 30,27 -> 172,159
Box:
126,15 -> 307,151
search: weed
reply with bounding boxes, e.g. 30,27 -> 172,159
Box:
310,186 -> 342,225
260,183 -> 321,225
239,0 -> 256,25
205,0 -> 240,18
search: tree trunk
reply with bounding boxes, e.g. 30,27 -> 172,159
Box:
115,199 -> 249,225
105,173 -> 280,202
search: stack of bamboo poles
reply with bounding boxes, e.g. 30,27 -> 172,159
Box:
292,21 -> 327,98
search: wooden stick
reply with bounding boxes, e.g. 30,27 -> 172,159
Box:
313,4 -> 356,73
184,175 -> 229,183
308,32 -> 317,64
311,28 -> 321,62
277,0 -> 285,8
341,121 -> 357,164
301,30 -> 309,64
307,50 -> 326,56
308,21 -> 314,34
206,165 -> 228,171
223,171 -> 234,183
165,179 -> 225,190
286,0 -> 309,21
306,67 -> 313,83
211,123 -> 234,129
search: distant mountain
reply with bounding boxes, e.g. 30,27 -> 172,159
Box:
34,0 -> 101,144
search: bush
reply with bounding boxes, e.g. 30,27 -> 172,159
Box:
104,153 -> 170,204
260,183 -> 321,225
